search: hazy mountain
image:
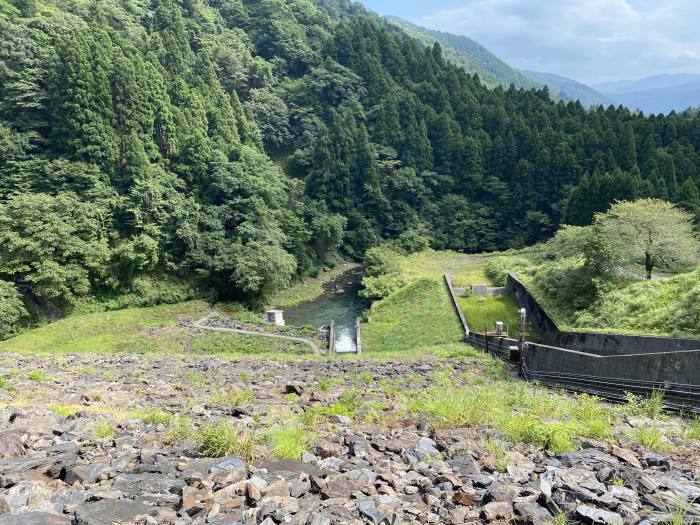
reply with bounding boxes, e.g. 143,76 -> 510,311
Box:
594,74 -> 700,114
525,71 -> 614,108
594,74 -> 700,95
385,17 -> 543,91
386,17 -> 616,107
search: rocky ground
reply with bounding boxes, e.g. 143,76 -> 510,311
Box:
0,352 -> 699,525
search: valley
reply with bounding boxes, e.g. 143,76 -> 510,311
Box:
1,0 -> 700,522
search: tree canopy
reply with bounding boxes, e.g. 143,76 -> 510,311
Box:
595,199 -> 700,279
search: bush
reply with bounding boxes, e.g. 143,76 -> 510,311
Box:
359,274 -> 405,300
197,421 -> 258,459
266,425 -> 312,459
485,256 -> 533,286
392,229 -> 430,255
0,280 -> 27,339
363,246 -> 401,277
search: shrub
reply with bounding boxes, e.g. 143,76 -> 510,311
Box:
485,257 -> 533,287
197,421 -> 258,459
303,389 -> 360,425
166,416 -> 195,443
27,370 -> 52,382
482,436 -> 508,472
266,425 -> 312,459
93,421 -> 116,439
0,280 -> 27,339
50,404 -> 80,417
392,229 -> 430,255
359,274 -> 405,300
210,389 -> 255,406
363,246 -> 401,277
136,409 -> 172,426
631,426 -> 669,452
621,390 -> 665,419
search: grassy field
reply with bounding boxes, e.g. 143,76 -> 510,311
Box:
0,300 -> 318,359
192,332 -> 313,359
0,301 -> 210,354
458,295 -> 519,333
397,250 -> 491,286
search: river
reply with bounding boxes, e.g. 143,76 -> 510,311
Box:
283,267 -> 368,353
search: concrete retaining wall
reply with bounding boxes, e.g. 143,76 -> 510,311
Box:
506,274 -> 700,356
447,273 -> 700,411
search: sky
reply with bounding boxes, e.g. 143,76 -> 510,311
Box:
360,0 -> 700,85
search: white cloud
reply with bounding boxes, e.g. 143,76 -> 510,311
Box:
416,0 -> 700,83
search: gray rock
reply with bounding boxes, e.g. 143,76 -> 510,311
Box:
575,504 -> 624,525
483,501 -> 513,521
74,500 -> 158,525
285,382 -> 304,395
557,450 -> 619,468
447,455 -> 481,477
306,514 -> 331,525
111,473 -> 185,497
0,512 -> 72,525
608,485 -> 638,503
357,499 -> 387,524
63,463 -> 113,485
0,432 -> 24,459
415,437 -> 439,456
1,480 -> 54,513
316,440 -> 342,458
331,415 -> 352,425
209,457 -> 246,477
514,497 -> 552,525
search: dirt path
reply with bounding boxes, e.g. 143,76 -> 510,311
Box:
193,310 -> 324,355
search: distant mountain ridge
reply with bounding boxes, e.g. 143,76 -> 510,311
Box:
386,17 -> 613,107
594,74 -> 700,95
525,71 -> 614,108
592,74 -> 700,114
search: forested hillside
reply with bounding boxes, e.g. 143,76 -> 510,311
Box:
384,16 -> 543,92
524,71 -> 613,108
1,0 -> 700,333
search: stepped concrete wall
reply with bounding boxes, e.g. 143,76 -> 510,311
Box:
445,273 -> 700,411
505,273 -> 700,356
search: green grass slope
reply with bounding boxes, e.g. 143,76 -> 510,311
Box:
0,302 -> 209,354
489,255 -> 700,338
574,269 -> 700,338
362,278 -> 464,355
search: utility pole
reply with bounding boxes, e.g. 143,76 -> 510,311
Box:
518,308 -> 527,373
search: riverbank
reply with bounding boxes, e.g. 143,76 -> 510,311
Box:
269,262 -> 361,309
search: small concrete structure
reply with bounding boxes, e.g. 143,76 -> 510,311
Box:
265,310 -> 285,326
470,284 -> 489,296
467,284 -> 506,297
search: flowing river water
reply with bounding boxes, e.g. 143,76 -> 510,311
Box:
283,267 -> 368,353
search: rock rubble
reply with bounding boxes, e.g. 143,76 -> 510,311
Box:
1,354 -> 698,524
